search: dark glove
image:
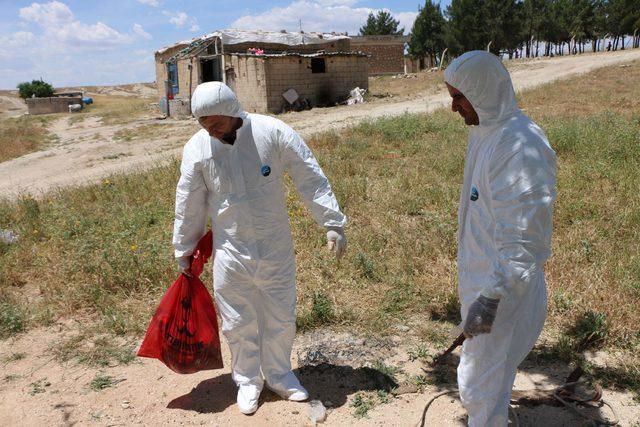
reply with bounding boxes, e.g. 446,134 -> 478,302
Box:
463,295 -> 500,338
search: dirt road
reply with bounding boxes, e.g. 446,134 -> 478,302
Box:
0,94 -> 27,119
1,325 -> 634,426
1,49 -> 640,199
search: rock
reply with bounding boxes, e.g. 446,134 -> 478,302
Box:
394,324 -> 410,333
307,400 -> 327,424
391,383 -> 419,396
0,229 -> 19,245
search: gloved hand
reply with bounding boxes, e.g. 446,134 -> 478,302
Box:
463,295 -> 500,338
326,227 -> 346,260
177,256 -> 193,278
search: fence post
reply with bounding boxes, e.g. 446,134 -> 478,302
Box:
438,48 -> 448,71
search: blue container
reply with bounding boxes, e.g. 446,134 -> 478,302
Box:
82,97 -> 93,105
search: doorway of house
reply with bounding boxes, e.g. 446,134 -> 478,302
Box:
201,57 -> 223,82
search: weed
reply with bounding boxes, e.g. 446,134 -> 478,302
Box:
376,389 -> 390,404
409,374 -> 430,387
4,374 -> 20,382
89,374 -> 124,391
355,252 -> 376,280
569,311 -> 609,351
349,388 -> 393,419
297,290 -> 337,330
552,287 -> 574,314
0,299 -> 26,338
2,352 -> 26,363
51,333 -> 136,367
29,378 -> 51,395
408,346 -> 431,362
371,361 -> 402,381
350,392 -> 376,418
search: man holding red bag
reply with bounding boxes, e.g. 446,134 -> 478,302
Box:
173,82 -> 347,415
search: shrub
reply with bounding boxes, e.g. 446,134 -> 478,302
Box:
17,79 -> 54,99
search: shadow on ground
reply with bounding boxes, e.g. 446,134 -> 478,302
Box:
417,346 -> 622,426
166,363 -> 398,414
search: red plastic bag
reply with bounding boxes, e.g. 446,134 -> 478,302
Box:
137,230 -> 223,374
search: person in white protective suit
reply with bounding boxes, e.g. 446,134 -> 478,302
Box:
172,82 -> 347,415
444,51 -> 557,426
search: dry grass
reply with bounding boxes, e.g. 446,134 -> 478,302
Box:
0,62 -> 638,373
368,71 -> 445,99
70,94 -> 157,125
520,60 -> 640,119
0,116 -> 53,162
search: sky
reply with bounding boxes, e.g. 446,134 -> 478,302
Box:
0,0 -> 452,89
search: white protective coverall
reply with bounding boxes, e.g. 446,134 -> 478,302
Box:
173,83 -> 346,393
444,51 -> 557,426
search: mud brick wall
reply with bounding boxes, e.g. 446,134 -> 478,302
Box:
26,96 -> 82,115
262,55 -> 368,113
224,55 -> 268,113
350,36 -> 407,75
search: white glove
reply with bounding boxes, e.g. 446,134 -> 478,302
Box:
326,228 -> 346,260
177,256 -> 192,277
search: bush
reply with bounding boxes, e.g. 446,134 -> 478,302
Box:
17,79 -> 54,99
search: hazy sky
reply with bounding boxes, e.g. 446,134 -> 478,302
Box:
0,0 -> 451,89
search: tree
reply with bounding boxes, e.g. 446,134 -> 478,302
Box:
445,0 -> 489,55
445,0 -> 524,57
359,10 -> 404,36
17,80 -> 54,99
522,0 -> 550,57
408,0 -> 446,67
484,0 -> 525,57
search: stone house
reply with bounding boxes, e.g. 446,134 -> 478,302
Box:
154,30 -> 369,116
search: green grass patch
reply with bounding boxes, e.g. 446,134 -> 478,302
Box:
50,332 -> 137,367
89,374 -> 124,391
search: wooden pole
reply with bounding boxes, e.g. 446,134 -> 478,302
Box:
438,48 -> 448,71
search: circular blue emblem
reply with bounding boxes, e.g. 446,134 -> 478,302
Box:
261,165 -> 271,177
470,186 -> 479,201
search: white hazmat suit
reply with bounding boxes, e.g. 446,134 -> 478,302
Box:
172,82 -> 346,413
444,51 -> 557,426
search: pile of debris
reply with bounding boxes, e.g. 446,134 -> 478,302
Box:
281,88 -> 313,113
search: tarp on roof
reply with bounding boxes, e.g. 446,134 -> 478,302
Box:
156,29 -> 350,55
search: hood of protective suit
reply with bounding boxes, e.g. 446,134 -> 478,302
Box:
191,82 -> 244,119
444,51 -> 519,126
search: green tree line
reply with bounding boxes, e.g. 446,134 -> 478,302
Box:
407,0 -> 640,66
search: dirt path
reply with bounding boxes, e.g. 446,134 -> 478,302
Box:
0,95 -> 27,119
1,324 -> 635,426
1,49 -> 640,199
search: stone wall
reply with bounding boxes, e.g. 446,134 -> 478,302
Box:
262,55 -> 368,113
26,96 -> 82,115
224,55 -> 268,113
350,36 -> 408,75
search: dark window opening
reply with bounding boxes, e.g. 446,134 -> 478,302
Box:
311,58 -> 326,73
201,57 -> 223,83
